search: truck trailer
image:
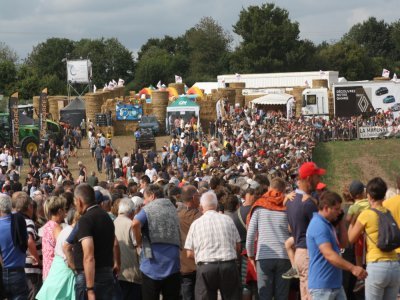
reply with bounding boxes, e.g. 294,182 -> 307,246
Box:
301,80 -> 400,118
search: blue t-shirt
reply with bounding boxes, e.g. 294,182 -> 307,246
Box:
134,209 -> 180,280
286,193 -> 317,248
0,215 -> 26,268
307,213 -> 342,289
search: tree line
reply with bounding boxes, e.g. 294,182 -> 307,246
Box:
1,3 -> 400,99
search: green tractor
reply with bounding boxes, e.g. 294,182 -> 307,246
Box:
0,112 -> 63,155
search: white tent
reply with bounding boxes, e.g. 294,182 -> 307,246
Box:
251,93 -> 294,105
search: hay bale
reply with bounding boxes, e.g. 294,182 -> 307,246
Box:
32,96 -> 41,120
85,93 -> 104,122
235,95 -> 245,107
291,86 -> 306,117
152,90 -> 169,106
152,104 -> 167,133
114,120 -> 139,136
228,82 -> 246,89
217,88 -> 236,105
312,79 -> 328,89
168,83 -> 185,95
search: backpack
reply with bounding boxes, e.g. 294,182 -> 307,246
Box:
367,208 -> 400,252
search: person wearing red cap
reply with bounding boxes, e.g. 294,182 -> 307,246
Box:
285,162 -> 325,300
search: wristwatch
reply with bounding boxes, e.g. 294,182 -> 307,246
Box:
86,287 -> 95,292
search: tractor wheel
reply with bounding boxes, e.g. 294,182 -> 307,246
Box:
22,137 -> 38,156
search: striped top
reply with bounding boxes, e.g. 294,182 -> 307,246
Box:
246,207 -> 290,260
25,218 -> 42,274
185,210 -> 240,264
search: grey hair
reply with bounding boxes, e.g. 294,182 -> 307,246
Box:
118,198 -> 135,215
200,191 -> 218,209
0,194 -> 12,214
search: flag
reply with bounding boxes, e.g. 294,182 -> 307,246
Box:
382,69 -> 390,78
93,85 -> 97,93
9,92 -> 19,147
319,70 -> 325,75
39,88 -> 48,142
156,80 -> 162,89
175,75 -> 182,83
305,80 -> 310,87
235,73 -> 241,81
392,73 -> 398,82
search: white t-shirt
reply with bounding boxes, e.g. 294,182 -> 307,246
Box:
55,225 -> 73,258
145,168 -> 157,182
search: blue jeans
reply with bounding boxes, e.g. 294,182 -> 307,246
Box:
181,272 -> 196,300
309,287 -> 346,300
2,269 -> 29,300
75,270 -> 115,300
256,259 -> 291,300
365,261 -> 400,300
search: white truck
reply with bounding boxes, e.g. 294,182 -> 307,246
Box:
301,81 -> 400,118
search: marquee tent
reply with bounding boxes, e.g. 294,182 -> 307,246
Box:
60,97 -> 86,127
251,93 -> 294,105
166,97 -> 200,133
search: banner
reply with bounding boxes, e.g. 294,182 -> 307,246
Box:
359,126 -> 387,139
9,92 -> 19,148
39,88 -> 48,141
116,103 -> 143,121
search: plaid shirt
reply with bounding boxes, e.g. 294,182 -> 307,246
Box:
185,210 -> 240,264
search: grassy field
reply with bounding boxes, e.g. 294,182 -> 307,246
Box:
313,139 -> 400,193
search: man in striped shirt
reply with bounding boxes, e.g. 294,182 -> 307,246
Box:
12,191 -> 42,300
246,178 -> 291,300
185,191 -> 241,300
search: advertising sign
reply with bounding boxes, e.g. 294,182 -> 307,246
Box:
9,92 -> 19,147
334,86 -> 375,117
116,103 -> 143,121
67,60 -> 92,83
359,126 -> 387,139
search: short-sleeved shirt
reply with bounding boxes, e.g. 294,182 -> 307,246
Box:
307,213 -> 342,289
286,193 -> 318,249
185,210 -> 240,264
357,208 -> 398,263
134,209 -> 180,280
73,205 -> 115,271
383,195 -> 400,254
347,199 -> 370,216
0,215 -> 26,268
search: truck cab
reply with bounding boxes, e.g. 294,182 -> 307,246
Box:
301,88 -> 330,118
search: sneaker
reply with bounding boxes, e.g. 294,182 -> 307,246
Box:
282,267 -> 299,279
353,280 -> 365,292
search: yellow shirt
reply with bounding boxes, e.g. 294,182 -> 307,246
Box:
348,199 -> 370,216
383,195 -> 400,254
357,207 -> 398,263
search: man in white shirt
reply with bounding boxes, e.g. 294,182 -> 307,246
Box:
185,191 -> 241,299
144,163 -> 157,183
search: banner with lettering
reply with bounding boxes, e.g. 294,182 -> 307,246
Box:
115,103 -> 143,121
39,88 -> 48,141
9,92 -> 19,147
359,126 -> 388,139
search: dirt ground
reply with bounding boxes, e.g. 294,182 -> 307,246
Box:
66,135 -> 172,182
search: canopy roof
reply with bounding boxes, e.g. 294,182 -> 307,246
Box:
61,97 -> 85,111
251,93 -> 294,105
168,97 -> 199,108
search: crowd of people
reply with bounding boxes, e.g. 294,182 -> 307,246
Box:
1,105 -> 400,300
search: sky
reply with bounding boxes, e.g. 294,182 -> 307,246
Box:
0,0 -> 399,61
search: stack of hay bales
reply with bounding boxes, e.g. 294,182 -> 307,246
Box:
291,86 -> 306,117
168,83 -> 185,95
312,79 -> 328,89
151,90 -> 169,133
217,88 -> 236,106
198,94 -> 218,132
229,82 -> 246,107
85,92 -> 104,123
48,96 -> 67,121
142,99 -> 153,116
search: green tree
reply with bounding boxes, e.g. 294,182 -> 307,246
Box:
0,42 -> 18,96
315,41 -> 379,80
184,17 -> 232,83
232,3 -> 301,73
342,17 -> 393,58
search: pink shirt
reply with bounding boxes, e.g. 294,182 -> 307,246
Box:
41,220 -> 58,280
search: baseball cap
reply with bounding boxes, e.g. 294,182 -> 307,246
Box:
298,162 -> 326,179
316,182 -> 327,190
349,180 -> 365,197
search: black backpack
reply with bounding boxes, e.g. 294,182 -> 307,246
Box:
367,208 -> 400,252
